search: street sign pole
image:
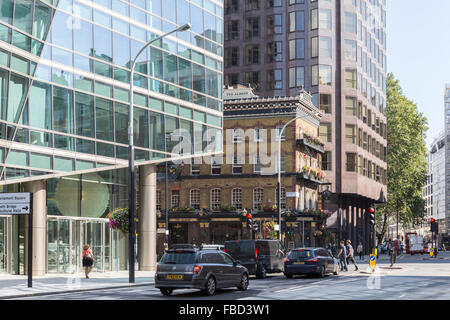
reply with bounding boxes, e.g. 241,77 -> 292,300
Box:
28,193 -> 33,288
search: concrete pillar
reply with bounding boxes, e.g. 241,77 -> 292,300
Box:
25,180 -> 47,276
138,165 -> 157,271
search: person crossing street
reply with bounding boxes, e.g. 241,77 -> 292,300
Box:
346,240 -> 359,271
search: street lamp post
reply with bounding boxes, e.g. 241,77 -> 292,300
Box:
128,23 -> 191,283
277,112 -> 319,242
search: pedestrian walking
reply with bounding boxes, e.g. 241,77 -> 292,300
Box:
337,241 -> 348,271
357,242 -> 364,260
346,240 -> 359,271
330,243 -> 337,257
82,244 -> 94,279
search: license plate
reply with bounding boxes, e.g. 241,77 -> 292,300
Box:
294,262 -> 305,265
166,274 -> 183,280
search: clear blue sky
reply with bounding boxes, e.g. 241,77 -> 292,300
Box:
387,0 -> 450,148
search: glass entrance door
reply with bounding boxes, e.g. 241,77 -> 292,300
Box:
47,218 -> 71,273
83,221 -> 104,272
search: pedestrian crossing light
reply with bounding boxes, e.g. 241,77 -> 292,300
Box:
369,207 -> 376,226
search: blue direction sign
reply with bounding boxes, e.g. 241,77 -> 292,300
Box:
369,254 -> 377,270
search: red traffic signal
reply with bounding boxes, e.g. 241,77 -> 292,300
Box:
246,213 -> 252,219
430,218 -> 435,223
369,207 -> 375,213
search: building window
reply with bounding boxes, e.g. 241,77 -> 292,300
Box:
345,96 -> 357,116
319,65 -> 332,86
225,20 -> 240,41
210,189 -> 221,210
267,69 -> 282,89
191,158 -> 200,175
245,44 -> 260,65
311,36 -> 318,58
345,12 -> 357,33
346,153 -> 357,172
253,187 -> 264,209
245,71 -> 260,89
225,47 -> 239,68
156,189 -> 161,211
289,67 -> 305,88
246,0 -> 260,11
319,123 -> 332,143
254,155 -> 263,174
245,17 -> 260,39
267,0 -> 282,8
344,40 -> 357,61
254,127 -> 264,142
232,128 -> 243,143
225,74 -> 239,87
289,11 -> 305,32
311,9 -> 318,30
267,14 -> 282,35
289,39 -> 305,60
190,189 -> 200,210
232,188 -> 242,209
276,125 -> 286,141
276,186 -> 286,209
322,151 -> 332,171
232,156 -> 243,174
319,94 -> 332,114
345,124 -> 356,144
211,161 -> 221,175
171,190 -> 180,208
319,9 -> 331,30
225,0 -> 239,13
320,36 -> 332,58
267,42 -> 282,63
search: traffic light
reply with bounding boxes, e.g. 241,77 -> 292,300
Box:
252,222 -> 259,232
369,206 -> 376,226
246,213 -> 253,230
430,218 -> 435,223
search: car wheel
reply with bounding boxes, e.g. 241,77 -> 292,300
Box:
237,273 -> 249,291
318,266 -> 326,278
333,266 -> 339,276
285,273 -> 293,279
203,276 -> 216,296
160,288 -> 173,296
257,265 -> 267,279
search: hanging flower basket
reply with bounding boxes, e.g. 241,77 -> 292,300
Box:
107,207 -> 138,234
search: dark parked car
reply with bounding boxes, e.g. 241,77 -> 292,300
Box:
155,244 -> 249,296
224,240 -> 286,278
284,247 -> 339,278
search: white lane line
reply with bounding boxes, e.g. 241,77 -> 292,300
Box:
275,285 -> 318,293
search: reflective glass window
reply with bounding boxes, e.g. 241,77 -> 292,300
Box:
149,47 -> 163,79
53,86 -> 74,134
134,107 -> 149,148
75,92 -> 94,138
113,32 -> 130,68
14,0 -> 33,34
0,0 -> 14,25
7,73 -> 28,123
54,134 -> 74,151
149,111 -> 164,151
0,69 -> 8,121
164,53 -> 178,84
96,97 -> 114,141
29,81 -> 51,130
114,102 -> 128,144
76,138 -> 95,154
93,26 -> 112,62
193,63 -> 205,93
52,11 -> 73,50
74,20 -> 93,56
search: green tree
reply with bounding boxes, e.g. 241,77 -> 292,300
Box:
376,74 -> 428,243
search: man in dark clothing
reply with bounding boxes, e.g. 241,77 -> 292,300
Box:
337,241 -> 348,271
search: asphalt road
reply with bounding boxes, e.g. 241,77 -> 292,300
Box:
18,252 -> 450,300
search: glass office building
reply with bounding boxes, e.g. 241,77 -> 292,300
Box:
0,0 -> 223,274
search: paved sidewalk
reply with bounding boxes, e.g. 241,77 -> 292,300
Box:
0,270 -> 155,300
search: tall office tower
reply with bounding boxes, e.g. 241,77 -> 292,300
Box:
0,0 -> 223,275
224,0 -> 387,249
445,85 -> 450,239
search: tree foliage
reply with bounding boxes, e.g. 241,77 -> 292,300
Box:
376,74 -> 428,242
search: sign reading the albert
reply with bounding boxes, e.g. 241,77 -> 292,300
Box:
0,192 -> 31,214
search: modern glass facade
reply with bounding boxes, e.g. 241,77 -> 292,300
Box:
0,0 -> 223,274
0,0 -> 223,184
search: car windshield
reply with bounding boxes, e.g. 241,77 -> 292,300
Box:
288,250 -> 313,259
161,252 -> 196,264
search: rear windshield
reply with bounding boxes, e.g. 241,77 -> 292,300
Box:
225,241 -> 254,257
161,252 -> 196,264
288,250 -> 313,259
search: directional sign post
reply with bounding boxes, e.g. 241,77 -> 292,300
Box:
0,193 -> 33,287
369,254 -> 377,272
